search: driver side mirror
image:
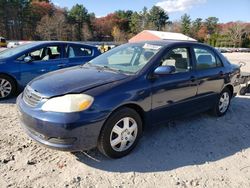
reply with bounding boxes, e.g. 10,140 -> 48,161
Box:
154,65 -> 176,75
24,56 -> 32,63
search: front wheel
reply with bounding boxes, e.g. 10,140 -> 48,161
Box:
98,108 -> 142,158
212,88 -> 231,117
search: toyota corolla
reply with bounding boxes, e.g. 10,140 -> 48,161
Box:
17,41 -> 241,158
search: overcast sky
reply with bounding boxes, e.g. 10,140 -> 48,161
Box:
52,0 -> 250,23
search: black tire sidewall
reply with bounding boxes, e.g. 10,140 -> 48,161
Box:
98,108 -> 142,158
239,87 -> 247,96
0,74 -> 17,99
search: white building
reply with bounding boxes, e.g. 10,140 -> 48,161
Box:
129,30 -> 197,43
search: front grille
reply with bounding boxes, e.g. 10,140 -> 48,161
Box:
23,86 -> 43,107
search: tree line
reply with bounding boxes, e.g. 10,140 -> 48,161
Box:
0,0 -> 249,47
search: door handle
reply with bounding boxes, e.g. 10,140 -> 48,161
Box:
40,69 -> 46,73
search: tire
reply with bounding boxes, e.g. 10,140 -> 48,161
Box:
98,107 -> 143,158
239,86 -> 247,96
212,88 -> 232,117
0,74 -> 17,100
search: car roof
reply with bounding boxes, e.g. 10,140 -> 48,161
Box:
129,40 -> 210,47
27,41 -> 96,47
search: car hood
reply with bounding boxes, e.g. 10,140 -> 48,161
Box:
29,65 -> 129,97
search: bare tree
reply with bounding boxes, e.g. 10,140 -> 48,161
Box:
228,22 -> 246,47
36,11 -> 70,40
112,26 -> 127,42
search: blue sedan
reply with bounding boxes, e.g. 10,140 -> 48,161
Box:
17,41 -> 241,158
0,41 -> 101,99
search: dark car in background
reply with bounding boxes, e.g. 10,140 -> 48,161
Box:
0,41 -> 101,99
17,41 -> 241,158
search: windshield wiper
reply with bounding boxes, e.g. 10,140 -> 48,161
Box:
83,63 -> 133,75
103,66 -> 129,74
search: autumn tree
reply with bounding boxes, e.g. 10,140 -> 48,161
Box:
28,1 -> 55,39
92,13 -> 121,40
196,25 -> 208,42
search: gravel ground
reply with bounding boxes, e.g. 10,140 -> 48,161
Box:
1,53 -> 250,188
0,48 -> 7,52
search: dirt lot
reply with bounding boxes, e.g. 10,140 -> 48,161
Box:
0,48 -> 7,52
1,53 -> 250,188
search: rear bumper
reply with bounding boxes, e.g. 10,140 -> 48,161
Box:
17,94 -> 106,151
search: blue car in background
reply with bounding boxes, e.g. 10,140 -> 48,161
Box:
0,41 -> 101,99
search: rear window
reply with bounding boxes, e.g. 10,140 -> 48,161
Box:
0,38 -> 6,43
194,47 -> 222,70
66,45 -> 93,58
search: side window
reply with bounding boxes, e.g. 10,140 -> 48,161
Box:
28,48 -> 44,61
194,47 -> 221,70
18,46 -> 61,62
47,46 -> 61,60
160,47 -> 191,73
66,45 -> 93,58
216,56 -> 223,67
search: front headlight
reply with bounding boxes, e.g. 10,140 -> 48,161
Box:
41,94 -> 94,113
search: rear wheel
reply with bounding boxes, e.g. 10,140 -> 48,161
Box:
212,88 -> 231,117
98,108 -> 142,158
0,75 -> 17,100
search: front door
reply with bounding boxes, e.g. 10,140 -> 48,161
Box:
19,45 -> 67,86
151,47 -> 198,124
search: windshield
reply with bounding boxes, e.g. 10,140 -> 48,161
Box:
88,43 -> 163,74
0,42 -> 36,58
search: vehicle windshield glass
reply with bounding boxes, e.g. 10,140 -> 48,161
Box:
88,43 -> 163,74
0,42 -> 36,58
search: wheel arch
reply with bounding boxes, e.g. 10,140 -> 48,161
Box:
100,102 -> 146,134
0,72 -> 18,88
117,103 -> 146,127
224,84 -> 234,97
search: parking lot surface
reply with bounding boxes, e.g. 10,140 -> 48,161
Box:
0,53 -> 250,188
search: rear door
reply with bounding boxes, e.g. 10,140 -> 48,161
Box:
192,45 -> 226,108
19,44 -> 67,86
65,44 -> 96,67
151,46 -> 199,124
